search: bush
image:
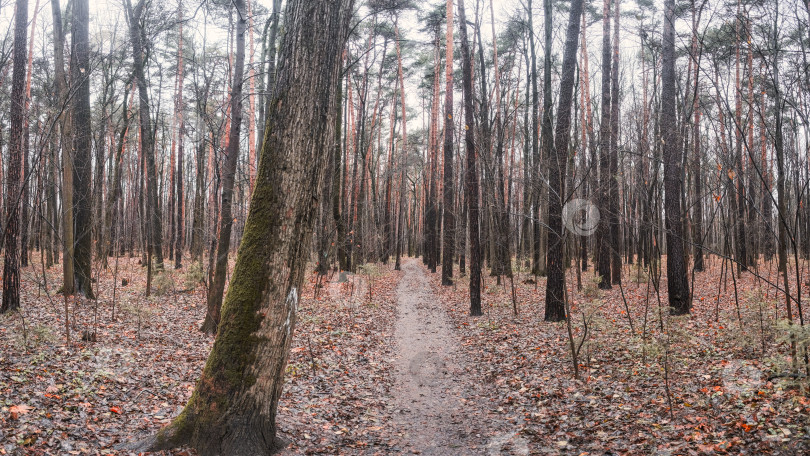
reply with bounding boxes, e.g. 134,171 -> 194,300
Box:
184,261 -> 206,290
152,271 -> 174,296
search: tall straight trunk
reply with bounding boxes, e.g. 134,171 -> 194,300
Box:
772,0 -> 792,329
20,121 -> 29,268
734,0 -> 747,272
175,2 -> 185,268
579,13 -> 592,271
1,0 -> 27,313
609,0 -> 622,285
691,0 -> 704,271
191,138 -> 206,263
540,0 -> 553,273
333,61 -> 348,271
528,0 -> 542,277
126,0 -> 164,269
661,0 -> 690,314
134,0 -> 353,452
761,88 -> 773,261
457,0 -> 481,316
545,0 -> 584,322
105,86 -> 133,258
20,0 -> 39,269
490,0 -> 511,279
595,0 -> 612,289
441,0 -> 456,285
71,0 -> 94,299
425,31 -> 441,272
52,0 -> 74,294
202,0 -> 247,335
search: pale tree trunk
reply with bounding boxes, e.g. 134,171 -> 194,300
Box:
545,0 -> 585,322
1,0 -> 28,313
202,0 -> 247,335
133,0 -> 353,453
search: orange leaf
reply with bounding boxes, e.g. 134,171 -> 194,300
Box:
9,404 -> 32,419
110,406 -> 122,414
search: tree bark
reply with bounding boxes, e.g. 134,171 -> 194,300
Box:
661,0 -> 690,314
125,0 -> 164,270
1,0 -> 27,313
458,0 -> 481,317
135,0 -> 353,453
595,0 -> 612,289
545,0 -> 584,322
609,0 -> 622,285
71,0 -> 94,299
441,0 -> 456,285
202,0 -> 247,335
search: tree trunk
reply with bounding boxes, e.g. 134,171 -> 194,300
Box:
545,0 -> 584,322
126,0 -> 164,270
135,0 -> 352,453
1,0 -> 27,313
609,0 -> 622,285
202,0 -> 247,335
595,0 -> 612,289
458,0 -> 481,317
661,0 -> 690,314
50,0 -> 74,295
175,2 -> 185,269
71,0 -> 94,299
441,0 -> 455,285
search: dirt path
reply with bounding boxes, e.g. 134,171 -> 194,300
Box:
388,258 -> 485,455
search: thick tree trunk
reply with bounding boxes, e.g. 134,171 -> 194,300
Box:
661,0 -> 690,314
1,0 -> 27,313
545,0 -> 584,322
72,0 -> 94,299
135,0 -> 352,453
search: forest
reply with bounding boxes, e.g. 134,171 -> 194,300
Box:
1,0 -> 810,453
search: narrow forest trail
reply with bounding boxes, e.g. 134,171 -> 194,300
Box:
388,258 -> 486,455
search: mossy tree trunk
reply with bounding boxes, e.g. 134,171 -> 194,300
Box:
133,0 -> 353,453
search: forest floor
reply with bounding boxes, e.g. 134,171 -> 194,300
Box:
1,254 -> 809,455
